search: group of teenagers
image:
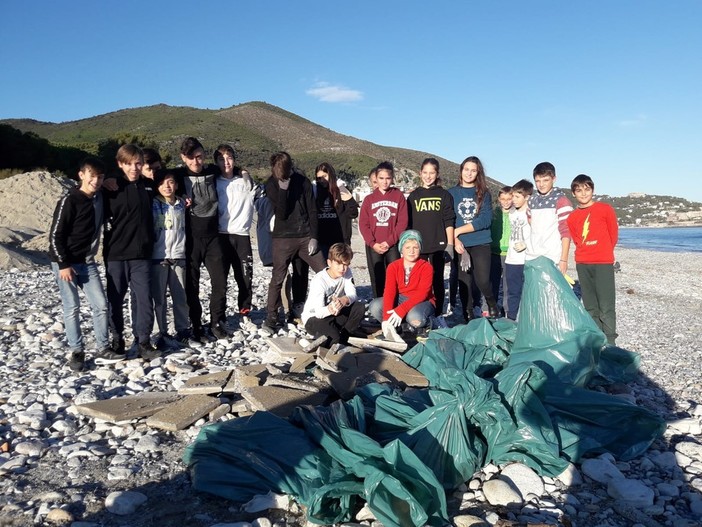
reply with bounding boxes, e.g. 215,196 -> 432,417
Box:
48,135 -> 619,373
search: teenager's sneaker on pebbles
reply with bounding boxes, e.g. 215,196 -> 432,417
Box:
67,350 -> 85,372
260,319 -> 279,336
95,348 -> 126,365
210,322 -> 231,340
138,342 -> 161,360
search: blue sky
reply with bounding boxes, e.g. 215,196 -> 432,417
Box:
1,1 -> 701,200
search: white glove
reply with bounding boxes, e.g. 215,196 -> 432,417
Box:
308,238 -> 319,256
460,251 -> 472,272
386,310 -> 402,327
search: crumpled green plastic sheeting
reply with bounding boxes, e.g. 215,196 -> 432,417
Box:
401,256 -> 664,477
183,256 -> 664,524
183,398 -> 449,527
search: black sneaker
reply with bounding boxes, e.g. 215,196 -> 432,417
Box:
260,318 -> 279,336
138,342 -> 161,360
153,334 -> 167,351
95,347 -> 126,365
67,350 -> 85,372
109,334 -> 126,355
210,322 -> 230,340
487,304 -> 500,319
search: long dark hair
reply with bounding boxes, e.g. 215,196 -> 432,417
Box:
459,156 -> 488,212
270,151 -> 292,180
315,162 -> 341,207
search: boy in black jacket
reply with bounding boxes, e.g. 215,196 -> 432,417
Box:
262,152 -> 326,335
103,144 -> 157,361
50,158 -> 110,371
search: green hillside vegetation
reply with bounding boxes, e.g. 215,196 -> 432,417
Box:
0,101 -> 476,190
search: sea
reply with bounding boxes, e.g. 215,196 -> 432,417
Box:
618,226 -> 702,253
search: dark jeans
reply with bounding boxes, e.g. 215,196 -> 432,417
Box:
221,234 -> 253,311
577,263 -> 617,344
267,237 -> 325,322
454,243 -> 496,321
106,259 -> 153,344
187,234 -> 227,329
490,253 -> 508,315
304,302 -> 366,347
422,251 -> 448,315
365,243 -> 400,299
505,263 -> 524,321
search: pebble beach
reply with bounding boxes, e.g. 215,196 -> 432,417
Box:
0,238 -> 701,527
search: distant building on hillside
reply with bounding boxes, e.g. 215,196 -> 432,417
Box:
628,192 -> 647,198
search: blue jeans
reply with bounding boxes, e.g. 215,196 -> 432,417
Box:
505,263 -> 524,321
369,295 -> 435,329
52,262 -> 109,351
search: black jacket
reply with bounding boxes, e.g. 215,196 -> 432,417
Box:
103,176 -> 154,260
265,172 -> 318,239
49,187 -> 102,269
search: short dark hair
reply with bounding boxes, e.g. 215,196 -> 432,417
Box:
153,168 -> 177,189
214,144 -> 236,163
142,148 -> 162,166
533,162 -> 556,179
511,179 -> 534,196
328,243 -> 353,265
571,174 -> 594,193
79,157 -> 106,175
180,137 -> 204,157
498,185 -> 512,197
270,151 -> 292,180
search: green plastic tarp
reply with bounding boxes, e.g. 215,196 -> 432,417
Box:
183,256 -> 665,527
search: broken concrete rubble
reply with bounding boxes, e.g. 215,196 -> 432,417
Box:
72,335 -> 428,430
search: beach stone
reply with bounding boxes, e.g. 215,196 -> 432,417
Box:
656,482 -> 679,497
582,457 -> 624,483
45,508 -> 74,524
675,441 -> 702,462
652,451 -> 679,470
607,478 -> 654,507
555,462 -> 583,486
668,418 -> 702,435
12,439 -> 47,457
105,490 -> 147,514
453,515 -> 489,527
252,519 -> 273,527
134,434 -> 160,454
499,462 -> 544,499
483,478 -> 522,506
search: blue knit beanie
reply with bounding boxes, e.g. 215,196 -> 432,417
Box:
399,229 -> 423,252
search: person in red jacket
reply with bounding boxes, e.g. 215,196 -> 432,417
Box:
567,174 -> 619,344
368,229 -> 436,341
359,161 -> 408,298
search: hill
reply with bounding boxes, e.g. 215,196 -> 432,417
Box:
0,101 -> 479,191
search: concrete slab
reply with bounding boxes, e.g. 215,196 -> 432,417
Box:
264,373 -> 329,393
223,364 -> 268,393
208,403 -> 231,422
318,350 -> 428,398
74,393 -> 184,422
347,336 -> 407,353
179,370 -> 234,395
264,337 -> 302,357
241,386 -> 331,418
146,394 -> 220,431
289,354 -> 316,373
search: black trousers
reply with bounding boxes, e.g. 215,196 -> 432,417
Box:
186,234 -> 227,329
106,259 -> 153,344
454,243 -> 496,321
221,234 -> 253,311
304,301 -> 366,346
266,237 -> 325,322
365,243 -> 400,299
422,251 -> 448,315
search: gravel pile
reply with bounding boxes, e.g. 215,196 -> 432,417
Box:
0,245 -> 701,527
